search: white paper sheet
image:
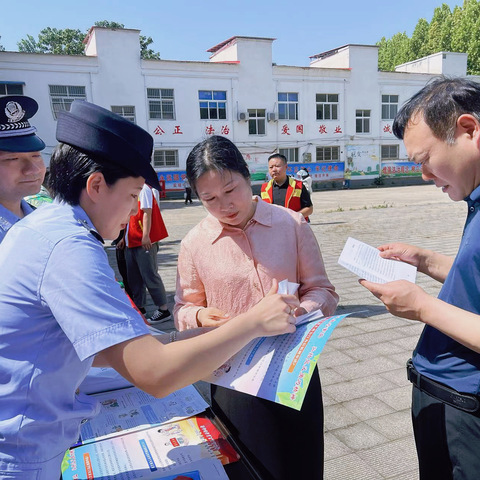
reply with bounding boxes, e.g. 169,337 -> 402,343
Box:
338,237 -> 417,283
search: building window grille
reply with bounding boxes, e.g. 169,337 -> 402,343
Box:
381,95 -> 398,120
111,105 -> 136,123
153,149 -> 178,167
199,90 -> 227,120
278,92 -> 298,120
248,109 -> 266,135
316,146 -> 340,162
316,93 -> 338,120
0,83 -> 24,95
49,85 -> 86,119
356,109 -> 371,133
279,148 -> 299,163
147,88 -> 175,120
381,144 -> 399,160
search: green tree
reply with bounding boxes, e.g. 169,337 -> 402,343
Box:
457,0 -> 480,74
17,21 -> 160,59
376,32 -> 410,71
18,27 -> 84,54
94,20 -> 125,29
17,34 -> 40,53
409,18 -> 430,61
377,0 -> 480,74
140,35 -> 160,60
426,4 -> 453,53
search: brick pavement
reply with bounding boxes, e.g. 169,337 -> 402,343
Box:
106,184 -> 466,480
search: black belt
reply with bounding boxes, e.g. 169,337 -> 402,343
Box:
406,359 -> 480,414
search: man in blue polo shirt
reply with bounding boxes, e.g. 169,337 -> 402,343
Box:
361,77 -> 480,479
0,95 -> 46,242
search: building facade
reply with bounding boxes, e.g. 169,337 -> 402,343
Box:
0,27 -> 473,191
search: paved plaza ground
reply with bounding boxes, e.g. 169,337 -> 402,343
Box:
107,183 -> 466,480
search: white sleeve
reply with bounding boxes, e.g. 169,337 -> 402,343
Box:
139,185 -> 153,209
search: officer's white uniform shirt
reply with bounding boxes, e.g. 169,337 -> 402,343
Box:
0,200 -> 150,478
0,199 -> 34,243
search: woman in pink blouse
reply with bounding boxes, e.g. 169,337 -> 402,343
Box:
174,136 -> 338,480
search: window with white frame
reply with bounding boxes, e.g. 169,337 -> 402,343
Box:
356,109 -> 370,133
153,149 -> 178,168
0,83 -> 24,95
248,109 -> 266,135
381,95 -> 398,120
316,94 -> 338,120
147,88 -> 175,120
381,144 -> 399,160
279,148 -> 299,163
316,146 -> 340,162
199,90 -> 227,120
278,93 -> 298,120
111,105 -> 136,123
49,85 -> 86,119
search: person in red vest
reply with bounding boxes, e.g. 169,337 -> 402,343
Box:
261,153 -> 313,220
119,183 -> 170,325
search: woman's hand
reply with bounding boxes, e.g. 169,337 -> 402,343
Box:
359,278 -> 428,321
197,307 -> 230,328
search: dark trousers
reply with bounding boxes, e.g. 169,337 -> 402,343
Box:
412,385 -> 480,480
185,187 -> 192,203
212,366 -> 324,480
125,243 -> 168,309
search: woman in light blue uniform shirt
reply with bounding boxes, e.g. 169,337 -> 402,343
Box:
0,100 -> 300,479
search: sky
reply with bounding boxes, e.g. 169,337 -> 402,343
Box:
0,0 -> 464,66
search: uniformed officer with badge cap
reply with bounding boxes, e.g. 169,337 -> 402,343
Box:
0,95 -> 46,242
0,100 -> 298,478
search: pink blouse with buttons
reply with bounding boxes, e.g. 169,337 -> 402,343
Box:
174,197 -> 338,330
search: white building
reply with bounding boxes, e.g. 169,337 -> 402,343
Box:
0,26 -> 472,191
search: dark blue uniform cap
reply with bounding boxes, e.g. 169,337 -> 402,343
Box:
56,100 -> 160,189
0,95 -> 46,152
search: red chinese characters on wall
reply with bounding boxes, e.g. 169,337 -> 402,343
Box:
221,125 -> 230,135
173,126 -> 183,135
334,126 -> 342,134
205,125 -> 215,135
281,124 -> 291,135
154,126 -> 165,135
383,124 -> 392,133
296,124 -> 304,134
319,125 -> 327,134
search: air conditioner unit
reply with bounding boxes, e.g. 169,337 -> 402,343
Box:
302,152 -> 312,163
237,112 -> 247,122
267,112 -> 278,122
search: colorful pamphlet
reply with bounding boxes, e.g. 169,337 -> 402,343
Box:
204,310 -> 349,410
62,414 -> 239,480
79,384 -> 209,444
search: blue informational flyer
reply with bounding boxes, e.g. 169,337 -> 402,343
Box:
204,311 -> 349,410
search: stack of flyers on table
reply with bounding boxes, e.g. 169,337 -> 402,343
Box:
203,279 -> 350,411
76,383 -> 209,445
338,237 -> 417,284
62,414 -> 236,480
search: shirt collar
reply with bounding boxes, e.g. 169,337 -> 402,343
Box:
466,184 -> 480,207
204,196 -> 272,244
273,175 -> 290,188
54,199 -> 104,244
0,199 -> 34,233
